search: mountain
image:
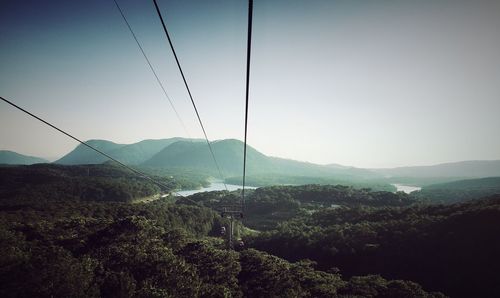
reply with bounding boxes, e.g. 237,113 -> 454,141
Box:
106,138 -> 196,165
142,139 -> 379,180
372,160 -> 500,180
55,140 -> 124,165
0,150 -> 48,165
48,138 -> 500,189
55,138 -> 196,165
143,139 -> 267,176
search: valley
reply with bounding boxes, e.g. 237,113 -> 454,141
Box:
2,140 -> 500,297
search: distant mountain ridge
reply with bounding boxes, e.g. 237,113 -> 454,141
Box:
51,138 -> 379,181
143,139 -> 379,180
55,138 -> 198,165
424,176 -> 500,190
23,138 -> 500,185
412,176 -> 500,204
373,160 -> 500,179
0,150 -> 48,165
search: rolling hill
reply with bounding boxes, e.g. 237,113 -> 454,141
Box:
142,139 -> 379,180
0,150 -> 48,165
46,137 -> 500,189
55,140 -> 124,165
55,138 -> 196,165
424,176 -> 500,191
413,176 -> 500,204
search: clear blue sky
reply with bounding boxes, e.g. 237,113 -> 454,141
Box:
1,0 -> 500,167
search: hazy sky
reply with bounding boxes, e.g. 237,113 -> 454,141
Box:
1,0 -> 500,168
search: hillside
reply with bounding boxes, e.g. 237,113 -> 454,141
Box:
0,188 -> 445,297
0,164 -> 163,203
55,138 -> 196,165
48,138 -> 500,190
424,176 -> 500,190
412,176 -> 500,204
143,139 -> 268,176
49,138 -> 500,189
373,160 -> 500,180
0,150 -> 48,165
143,139 -> 379,181
183,184 -> 415,230
245,194 -> 500,298
55,140 -> 125,165
0,163 -> 212,203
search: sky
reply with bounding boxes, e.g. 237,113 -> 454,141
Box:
1,0 -> 500,168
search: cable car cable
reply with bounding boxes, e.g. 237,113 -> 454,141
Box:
112,0 -> 191,138
151,0 -> 228,191
0,95 -> 185,196
241,0 -> 253,213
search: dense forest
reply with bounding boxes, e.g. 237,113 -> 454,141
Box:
0,197 -> 443,297
225,174 -> 396,192
0,164 -> 207,203
185,185 -> 415,230
245,196 -> 500,297
411,177 -> 500,204
2,165 -> 500,297
182,185 -> 500,297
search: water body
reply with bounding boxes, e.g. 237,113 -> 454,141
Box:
177,182 -> 257,197
392,184 -> 421,194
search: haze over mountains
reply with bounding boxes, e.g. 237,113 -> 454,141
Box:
55,138 -> 200,165
2,138 -> 500,186
52,138 -> 377,180
373,160 -> 500,178
0,150 -> 48,165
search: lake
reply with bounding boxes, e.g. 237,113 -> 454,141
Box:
392,184 -> 421,194
176,182 -> 257,197
178,182 -> 421,196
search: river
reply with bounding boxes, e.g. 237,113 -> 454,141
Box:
177,182 -> 257,197
392,184 -> 421,194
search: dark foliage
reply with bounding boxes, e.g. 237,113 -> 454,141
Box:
246,195 -> 500,297
411,177 -> 500,204
182,184 -> 415,230
0,191 -> 439,297
0,164 -> 172,203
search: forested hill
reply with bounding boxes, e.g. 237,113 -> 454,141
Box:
20,138 -> 500,188
0,164 -> 165,203
6,140 -> 500,188
180,184 -> 416,230
143,139 -> 378,180
55,140 -> 125,164
0,193 -> 445,297
245,195 -> 500,298
411,176 -> 500,204
0,150 -> 48,165
142,139 -> 268,175
55,138 -> 198,165
424,176 -> 500,191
